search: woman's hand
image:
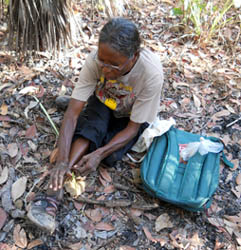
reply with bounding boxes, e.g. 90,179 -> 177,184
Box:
49,162 -> 71,191
72,151 -> 102,176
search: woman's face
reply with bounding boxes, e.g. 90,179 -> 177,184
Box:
97,43 -> 136,80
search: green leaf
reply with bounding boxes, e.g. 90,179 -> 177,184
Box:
172,8 -> 183,16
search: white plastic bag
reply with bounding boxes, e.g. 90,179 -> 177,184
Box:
131,117 -> 176,153
180,142 -> 200,161
126,117 -> 176,163
180,137 -> 223,161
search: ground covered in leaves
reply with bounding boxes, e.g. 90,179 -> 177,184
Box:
0,1 -> 241,249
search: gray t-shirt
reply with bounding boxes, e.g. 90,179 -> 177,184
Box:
72,48 -> 164,124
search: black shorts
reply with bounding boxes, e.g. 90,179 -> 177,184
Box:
73,95 -> 148,166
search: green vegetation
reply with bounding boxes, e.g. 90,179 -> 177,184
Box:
172,0 -> 241,41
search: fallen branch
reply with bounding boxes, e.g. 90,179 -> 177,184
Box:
76,196 -> 159,210
113,182 -> 142,193
24,170 -> 50,206
120,174 -> 144,191
132,202 -> 159,210
77,196 -> 131,207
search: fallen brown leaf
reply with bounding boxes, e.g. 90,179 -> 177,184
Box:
143,227 -> 167,246
208,201 -> 222,214
19,143 -> 29,157
184,68 -> 195,79
225,172 -> 233,183
18,66 -> 36,81
231,187 -> 240,198
73,201 -> 84,211
24,101 -> 38,119
64,176 -> 86,197
211,110 -> 230,121
119,246 -> 136,250
11,176 -> 28,202
155,213 -> 174,232
169,232 -> 184,249
68,242 -> 82,250
193,94 -> 201,109
96,195 -> 106,201
82,221 -> 95,232
214,239 -> 225,250
223,219 -> 238,235
230,159 -> 240,171
19,86 -> 39,96
0,115 -> 10,121
0,83 -> 13,92
7,143 -> 18,158
103,184 -> 115,194
234,230 -> 241,245
27,239 -> 43,249
36,85 -> 45,98
144,213 -> 157,221
13,224 -> 28,248
208,217 -> 224,228
221,135 -> 230,145
47,108 -> 57,115
99,176 -> 108,187
236,173 -> 241,185
58,85 -> 67,96
49,148 -> 58,164
237,238 -> 241,246
143,226 -> 157,243
99,167 -> 112,182
0,243 -> 12,250
224,215 -> 241,223
99,207 -> 109,217
225,104 -> 235,114
0,102 -> 8,115
85,208 -> 102,222
130,208 -> 142,217
189,232 -> 203,247
172,81 -> 189,89
18,65 -> 34,75
0,167 -> 9,185
95,222 -> 115,231
25,124 -> 37,138
0,208 -> 8,230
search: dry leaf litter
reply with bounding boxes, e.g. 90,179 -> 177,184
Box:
0,0 -> 240,249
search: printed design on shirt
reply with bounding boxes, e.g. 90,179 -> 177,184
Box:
95,76 -> 137,118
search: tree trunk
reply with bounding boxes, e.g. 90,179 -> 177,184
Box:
98,0 -> 127,17
8,0 -> 78,54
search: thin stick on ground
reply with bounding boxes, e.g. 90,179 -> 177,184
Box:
76,196 -> 159,210
226,116 -> 241,128
33,96 -> 59,137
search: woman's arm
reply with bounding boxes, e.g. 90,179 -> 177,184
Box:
73,120 -> 141,175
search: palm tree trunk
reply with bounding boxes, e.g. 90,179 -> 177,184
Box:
8,0 -> 78,54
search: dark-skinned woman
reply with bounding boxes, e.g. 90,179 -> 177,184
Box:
27,17 -> 164,233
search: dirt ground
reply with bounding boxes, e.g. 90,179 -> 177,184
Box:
0,0 -> 241,249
